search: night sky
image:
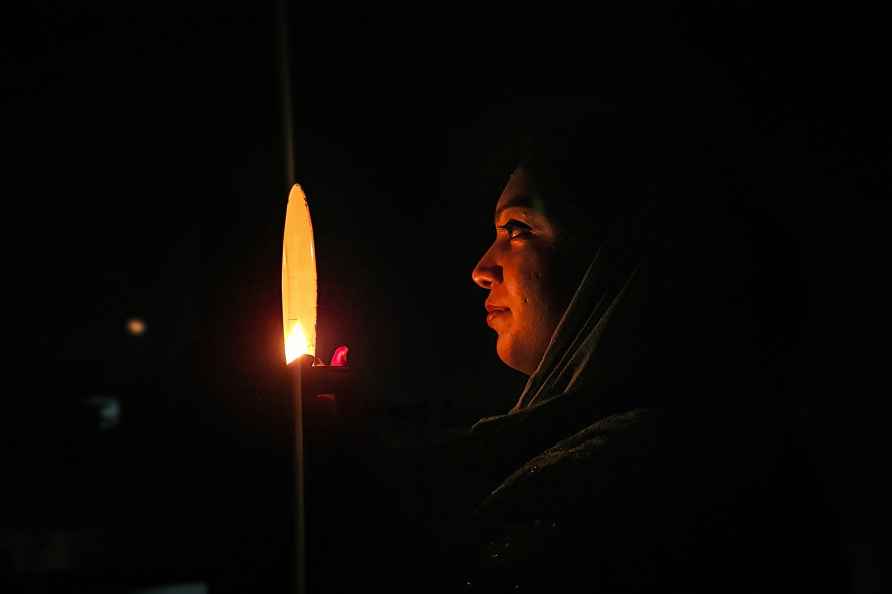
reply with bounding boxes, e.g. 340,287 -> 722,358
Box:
3,3 -> 889,592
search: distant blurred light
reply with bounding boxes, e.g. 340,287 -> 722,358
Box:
126,317 -> 147,336
85,396 -> 121,430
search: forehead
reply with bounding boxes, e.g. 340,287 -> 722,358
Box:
495,168 -> 540,218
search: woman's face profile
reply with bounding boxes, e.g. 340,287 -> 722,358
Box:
472,168 -> 580,375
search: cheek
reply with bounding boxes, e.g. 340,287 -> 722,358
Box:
510,254 -> 558,312
527,244 -> 587,314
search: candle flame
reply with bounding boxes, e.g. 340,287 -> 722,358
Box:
282,184 -> 317,364
285,319 -> 311,364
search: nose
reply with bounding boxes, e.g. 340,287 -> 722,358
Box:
472,243 -> 501,289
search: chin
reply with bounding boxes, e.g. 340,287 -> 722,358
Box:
496,335 -> 535,376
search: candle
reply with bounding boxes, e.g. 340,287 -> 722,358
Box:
281,183 -> 352,593
282,183 -> 316,594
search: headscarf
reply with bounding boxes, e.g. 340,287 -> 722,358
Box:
513,201 -> 658,411
465,192 -> 774,448
422,96 -> 797,551
408,96 -> 821,594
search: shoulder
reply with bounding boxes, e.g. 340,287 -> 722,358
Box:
467,407 -> 780,591
457,408 -> 673,590
479,407 -> 665,521
478,404 -> 789,524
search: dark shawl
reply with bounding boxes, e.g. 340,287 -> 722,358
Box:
307,95 -> 847,593
360,200 -> 849,593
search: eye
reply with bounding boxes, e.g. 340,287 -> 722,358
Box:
497,219 -> 533,240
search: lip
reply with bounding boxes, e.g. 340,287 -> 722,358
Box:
485,302 -> 508,313
485,303 -> 510,327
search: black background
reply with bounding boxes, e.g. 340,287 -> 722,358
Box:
3,2 -> 889,592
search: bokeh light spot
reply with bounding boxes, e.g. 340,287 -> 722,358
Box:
126,317 -> 147,336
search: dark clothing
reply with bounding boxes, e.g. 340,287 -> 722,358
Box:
320,199 -> 848,592
336,401 -> 845,593
324,391 -> 846,593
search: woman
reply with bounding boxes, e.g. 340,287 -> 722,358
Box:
335,97 -> 848,593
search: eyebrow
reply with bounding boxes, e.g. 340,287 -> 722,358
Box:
494,197 -> 536,222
